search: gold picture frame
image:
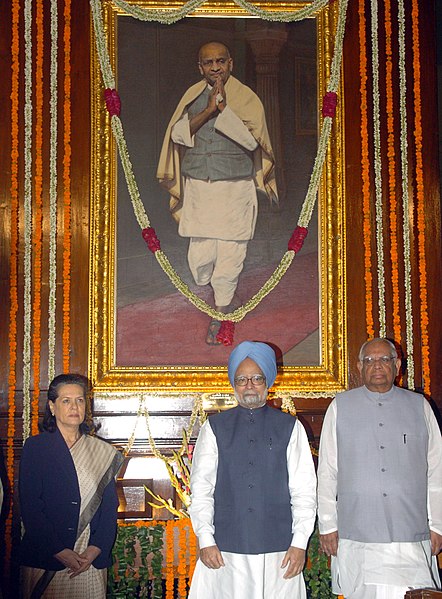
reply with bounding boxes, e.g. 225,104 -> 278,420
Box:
89,0 -> 347,395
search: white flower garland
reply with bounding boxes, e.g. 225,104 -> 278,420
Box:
397,0 -> 414,386
95,392 -> 207,457
370,0 -> 386,336
22,0 -> 34,442
48,0 -> 59,382
90,0 -> 349,322
112,0 -> 330,24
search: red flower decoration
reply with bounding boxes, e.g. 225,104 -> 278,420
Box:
322,91 -> 338,118
104,88 -> 121,117
288,226 -> 308,253
216,320 -> 235,346
142,227 -> 161,252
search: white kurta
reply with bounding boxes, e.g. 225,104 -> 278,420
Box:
171,104 -> 259,241
318,393 -> 442,598
188,418 -> 317,599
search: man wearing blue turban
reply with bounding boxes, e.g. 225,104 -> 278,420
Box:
188,341 -> 317,598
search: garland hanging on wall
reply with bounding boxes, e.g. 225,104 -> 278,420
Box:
22,0 -> 34,442
370,0 -> 387,337
359,0 -> 374,339
61,0 -> 72,373
397,0 -> 415,386
48,0 -> 60,381
411,0 -> 430,396
360,0 -> 428,389
90,0 -> 349,345
384,0 -> 402,350
6,0 -> 21,569
31,0 -> 44,437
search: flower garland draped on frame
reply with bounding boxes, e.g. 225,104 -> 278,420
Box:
90,0 -> 349,345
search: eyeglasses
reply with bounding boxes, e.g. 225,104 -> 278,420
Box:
362,356 -> 395,366
234,374 -> 266,387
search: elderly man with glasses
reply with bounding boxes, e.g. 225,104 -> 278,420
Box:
318,337 -> 442,599
188,340 -> 317,599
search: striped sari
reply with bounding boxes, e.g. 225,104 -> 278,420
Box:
22,434 -> 123,599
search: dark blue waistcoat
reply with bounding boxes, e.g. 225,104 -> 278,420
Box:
210,404 -> 296,554
181,87 -> 254,182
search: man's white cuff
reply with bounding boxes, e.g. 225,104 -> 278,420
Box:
198,533 -> 217,549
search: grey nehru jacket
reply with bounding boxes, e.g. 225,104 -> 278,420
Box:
336,385 -> 430,543
181,87 -> 255,182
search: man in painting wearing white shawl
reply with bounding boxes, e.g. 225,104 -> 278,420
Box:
157,42 -> 277,345
318,337 -> 442,599
188,340 -> 317,598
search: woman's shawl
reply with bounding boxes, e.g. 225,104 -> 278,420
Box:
71,434 -> 124,538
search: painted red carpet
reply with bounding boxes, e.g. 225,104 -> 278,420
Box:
116,252 -> 318,366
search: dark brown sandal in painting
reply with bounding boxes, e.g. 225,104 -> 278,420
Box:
206,319 -> 222,346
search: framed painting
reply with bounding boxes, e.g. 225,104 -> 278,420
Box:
89,0 -> 347,394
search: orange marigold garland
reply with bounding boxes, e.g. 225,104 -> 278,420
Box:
6,0 -> 21,568
165,519 -> 175,599
62,0 -> 72,371
359,0 -> 375,337
384,0 -> 401,346
411,0 -> 430,395
188,520 -> 198,583
31,0 -> 45,437
177,519 -> 187,599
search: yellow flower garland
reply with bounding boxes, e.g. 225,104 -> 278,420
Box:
359,0 -> 375,338
31,0 -> 44,437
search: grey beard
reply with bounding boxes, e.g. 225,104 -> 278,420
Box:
235,388 -> 268,409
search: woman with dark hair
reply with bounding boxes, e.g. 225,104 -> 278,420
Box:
19,374 -> 123,599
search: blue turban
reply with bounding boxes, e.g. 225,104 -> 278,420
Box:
228,341 -> 277,388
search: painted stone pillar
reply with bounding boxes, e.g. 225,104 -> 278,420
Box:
245,28 -> 288,200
